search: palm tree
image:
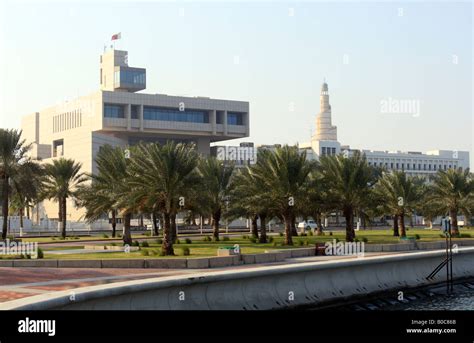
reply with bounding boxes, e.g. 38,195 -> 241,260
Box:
427,168 -> 474,236
373,171 -> 424,237
198,157 -> 234,241
9,162 -> 43,232
79,145 -> 136,244
248,146 -> 312,245
0,129 -> 40,239
42,158 -> 85,239
319,151 -> 376,242
231,164 -> 280,243
127,142 -> 198,255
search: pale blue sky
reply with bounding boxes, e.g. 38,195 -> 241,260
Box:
0,1 -> 472,167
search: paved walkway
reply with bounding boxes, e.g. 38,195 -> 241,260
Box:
0,252 -> 404,304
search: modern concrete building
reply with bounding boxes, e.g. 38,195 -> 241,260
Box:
300,82 -> 470,177
22,48 -> 250,221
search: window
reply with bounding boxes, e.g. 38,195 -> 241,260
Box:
227,112 -> 244,125
331,147 -> 336,155
143,106 -> 209,123
115,69 -> 145,86
53,139 -> 64,157
131,105 -> 140,119
104,104 -> 125,118
322,147 -> 327,156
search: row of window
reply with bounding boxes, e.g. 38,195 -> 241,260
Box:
369,161 -> 458,171
321,147 -> 337,156
114,69 -> 146,85
53,110 -> 82,133
104,104 -> 245,125
143,107 -> 209,123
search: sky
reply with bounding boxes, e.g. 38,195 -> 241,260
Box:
0,0 -> 472,168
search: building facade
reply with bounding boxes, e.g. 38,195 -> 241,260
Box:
300,82 -> 470,177
22,48 -> 250,221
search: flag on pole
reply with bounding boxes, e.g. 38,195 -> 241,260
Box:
111,32 -> 121,41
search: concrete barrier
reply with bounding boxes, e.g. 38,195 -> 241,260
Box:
145,259 -> 187,269
101,259 -> 145,269
290,247 -> 315,258
12,260 -> 58,268
58,260 -> 102,268
208,256 -> 240,268
0,260 -> 14,267
4,247 -> 474,310
186,258 -> 210,269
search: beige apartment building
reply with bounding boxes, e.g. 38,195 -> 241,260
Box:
22,48 -> 250,222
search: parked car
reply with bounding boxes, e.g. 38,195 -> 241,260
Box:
297,220 -> 317,231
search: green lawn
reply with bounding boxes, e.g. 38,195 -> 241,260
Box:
3,227 -> 471,260
35,227 -> 473,260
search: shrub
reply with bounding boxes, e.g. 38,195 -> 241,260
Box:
272,241 -> 278,247
212,236 -> 219,242
242,235 -> 248,239
143,232 -> 150,237
415,234 -> 421,240
133,240 -> 140,247
141,241 -> 149,247
155,238 -> 163,244
249,236 -> 257,243
37,248 -> 44,259
304,240 -> 309,246
361,237 -> 368,243
329,231 -> 333,236
460,233 -> 471,238
185,238 -> 192,244
307,230 -> 313,236
203,236 -> 212,242
298,240 -> 304,246
299,232 -> 307,237
222,236 -> 229,241
175,239 -> 181,244
181,247 -> 190,256
102,234 -> 109,238
141,249 -> 150,256
268,236 -> 274,243
278,232 -> 283,237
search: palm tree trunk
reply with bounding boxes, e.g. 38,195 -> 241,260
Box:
171,213 -> 177,243
111,210 -> 117,238
290,213 -> 298,236
140,214 -> 144,229
316,212 -> 323,234
343,207 -> 355,242
393,215 -> 400,236
19,208 -> 24,229
212,210 -> 221,241
450,210 -> 459,236
251,215 -> 259,238
399,213 -> 406,237
259,213 -> 267,243
26,206 -> 30,220
283,212 -> 293,245
61,197 -> 67,239
122,212 -> 132,246
2,175 -> 9,240
162,212 -> 174,255
152,211 -> 158,236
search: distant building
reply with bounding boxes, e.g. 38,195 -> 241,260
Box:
299,82 -> 470,177
21,48 -> 250,221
